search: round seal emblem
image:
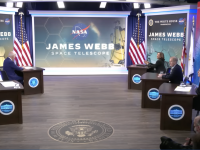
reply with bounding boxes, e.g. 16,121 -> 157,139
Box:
29,77 -> 39,88
147,88 -> 160,101
48,120 -> 114,143
149,19 -> 153,26
71,23 -> 90,40
179,18 -> 185,25
132,74 -> 141,84
5,18 -> 10,25
0,100 -> 15,115
168,105 -> 185,121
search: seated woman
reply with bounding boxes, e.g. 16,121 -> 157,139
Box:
193,69 -> 200,110
144,52 -> 166,73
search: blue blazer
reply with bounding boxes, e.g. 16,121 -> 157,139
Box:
162,64 -> 183,84
3,57 -> 23,80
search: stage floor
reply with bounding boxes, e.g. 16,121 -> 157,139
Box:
0,75 -> 195,149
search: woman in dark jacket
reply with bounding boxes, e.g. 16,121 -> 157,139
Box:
144,52 -> 166,73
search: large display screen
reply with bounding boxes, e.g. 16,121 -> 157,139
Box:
34,17 -> 126,68
147,13 -> 187,68
0,14 -> 13,67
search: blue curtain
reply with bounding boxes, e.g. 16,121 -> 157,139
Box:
15,14 -> 33,65
126,16 -> 145,68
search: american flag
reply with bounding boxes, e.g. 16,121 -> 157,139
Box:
181,26 -> 187,73
128,23 -> 145,64
13,22 -> 32,66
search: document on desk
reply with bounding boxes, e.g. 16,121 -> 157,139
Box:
24,67 -> 33,69
1,81 -> 16,87
174,86 -> 192,92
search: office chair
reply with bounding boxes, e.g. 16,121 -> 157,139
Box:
0,70 -> 9,81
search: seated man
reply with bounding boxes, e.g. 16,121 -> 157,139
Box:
193,69 -> 200,110
158,57 -> 183,84
3,51 -> 24,84
160,116 -> 200,149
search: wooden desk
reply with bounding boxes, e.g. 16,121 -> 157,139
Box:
0,81 -> 23,125
159,83 -> 196,131
127,65 -> 148,90
141,73 -> 169,108
21,67 -> 45,95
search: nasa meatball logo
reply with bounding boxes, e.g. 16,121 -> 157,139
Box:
48,120 -> 114,143
5,18 -> 10,25
147,88 -> 160,101
132,74 -> 141,84
149,19 -> 153,26
0,100 -> 15,115
168,105 -> 185,121
71,23 -> 90,40
179,18 -> 186,25
29,77 -> 39,88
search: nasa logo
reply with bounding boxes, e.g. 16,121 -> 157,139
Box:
29,77 -> 39,88
0,100 -> 15,115
168,105 -> 185,121
149,19 -> 153,26
5,18 -> 10,25
179,18 -> 185,25
71,23 -> 90,40
132,74 -> 141,84
147,88 -> 160,101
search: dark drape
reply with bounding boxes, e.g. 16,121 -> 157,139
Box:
15,14 -> 33,65
126,16 -> 145,68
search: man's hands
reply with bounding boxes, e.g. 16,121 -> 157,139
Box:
158,74 -> 165,78
183,138 -> 192,146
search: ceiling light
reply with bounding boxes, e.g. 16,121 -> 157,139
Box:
57,1 -> 65,8
133,3 -> 140,9
100,2 -> 107,8
16,2 -> 23,8
6,2 -> 13,7
144,3 -> 151,8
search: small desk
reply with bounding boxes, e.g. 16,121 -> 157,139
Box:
21,67 -> 45,95
0,81 -> 23,125
141,73 -> 169,108
127,65 -> 148,90
159,83 -> 196,131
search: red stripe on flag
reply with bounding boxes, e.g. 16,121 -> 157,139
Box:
130,40 -> 142,64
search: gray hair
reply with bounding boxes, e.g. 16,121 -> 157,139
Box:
8,51 -> 16,57
170,57 -> 178,64
196,116 -> 200,127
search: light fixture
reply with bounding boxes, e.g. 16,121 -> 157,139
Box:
100,2 -> 107,8
16,2 -> 23,8
57,1 -> 65,8
133,3 -> 140,9
144,3 -> 151,8
6,2 -> 13,7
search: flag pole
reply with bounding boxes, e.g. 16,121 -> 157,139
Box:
136,13 -> 141,49
19,12 -> 24,49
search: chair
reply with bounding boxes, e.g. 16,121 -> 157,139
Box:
0,70 -> 9,81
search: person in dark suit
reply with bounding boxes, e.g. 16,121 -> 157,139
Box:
193,69 -> 200,110
158,57 -> 183,84
144,52 -> 166,73
3,51 -> 24,84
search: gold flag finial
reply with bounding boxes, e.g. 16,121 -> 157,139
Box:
136,13 -> 141,48
193,16 -> 195,26
19,12 -> 24,49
